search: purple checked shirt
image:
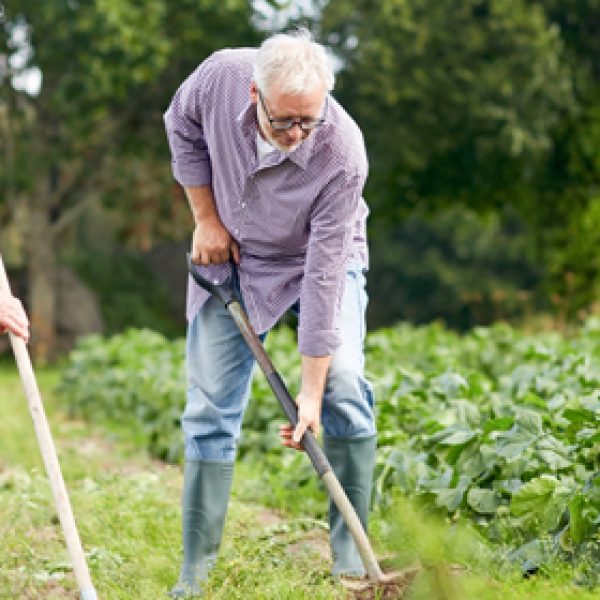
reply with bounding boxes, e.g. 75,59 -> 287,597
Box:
164,48 -> 369,356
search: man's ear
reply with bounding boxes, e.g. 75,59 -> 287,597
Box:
250,81 -> 258,104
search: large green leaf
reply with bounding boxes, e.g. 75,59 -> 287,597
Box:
429,424 -> 477,446
432,372 -> 469,397
569,494 -> 590,546
433,475 -> 471,512
494,426 -> 538,460
467,488 -> 500,515
510,475 -> 572,533
483,416 -> 514,435
536,435 -> 573,471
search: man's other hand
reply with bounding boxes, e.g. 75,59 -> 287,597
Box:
279,392 -> 322,451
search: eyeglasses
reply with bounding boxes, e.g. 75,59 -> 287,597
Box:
258,89 -> 326,131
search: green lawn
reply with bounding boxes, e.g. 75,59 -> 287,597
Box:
0,362 -> 597,599
0,365 -> 339,599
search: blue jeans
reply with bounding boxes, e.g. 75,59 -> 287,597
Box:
183,265 -> 376,461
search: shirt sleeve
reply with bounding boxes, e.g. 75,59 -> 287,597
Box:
297,167 -> 367,356
163,58 -> 218,187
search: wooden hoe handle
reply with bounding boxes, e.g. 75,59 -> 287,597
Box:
0,255 -> 98,600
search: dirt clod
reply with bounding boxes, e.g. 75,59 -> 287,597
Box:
342,565 -> 421,599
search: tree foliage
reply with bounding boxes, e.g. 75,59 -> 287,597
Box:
314,0 -> 600,320
319,0 -> 574,218
0,0 -> 260,360
518,1 -> 600,314
2,0 -> 600,352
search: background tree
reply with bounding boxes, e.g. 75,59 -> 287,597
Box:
319,0 -> 574,217
521,0 -> 600,317
0,0 -> 260,361
312,0 -> 600,325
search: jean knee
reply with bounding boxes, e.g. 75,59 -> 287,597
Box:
323,366 -> 376,438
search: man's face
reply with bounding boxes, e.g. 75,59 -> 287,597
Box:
251,81 -> 326,153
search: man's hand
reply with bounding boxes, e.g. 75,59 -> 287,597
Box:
192,216 -> 240,265
0,290 -> 29,342
279,354 -> 331,451
279,392 -> 322,451
185,185 -> 240,265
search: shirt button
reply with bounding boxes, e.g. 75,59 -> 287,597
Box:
241,203 -> 246,208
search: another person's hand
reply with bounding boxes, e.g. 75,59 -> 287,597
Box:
0,290 -> 29,342
279,392 -> 322,451
192,216 -> 240,265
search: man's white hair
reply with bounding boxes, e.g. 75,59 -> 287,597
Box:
254,28 -> 335,96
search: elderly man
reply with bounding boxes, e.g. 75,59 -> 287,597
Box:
0,290 -> 29,342
164,29 -> 376,596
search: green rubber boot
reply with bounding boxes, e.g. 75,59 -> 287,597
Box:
324,435 -> 377,577
169,460 -> 234,598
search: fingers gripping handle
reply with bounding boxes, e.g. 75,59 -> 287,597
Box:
186,252 -> 235,306
266,371 -> 331,477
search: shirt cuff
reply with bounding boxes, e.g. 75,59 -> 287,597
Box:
297,327 -> 341,357
172,160 -> 212,188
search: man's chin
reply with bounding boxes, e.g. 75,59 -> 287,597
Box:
282,142 -> 302,153
269,136 -> 303,154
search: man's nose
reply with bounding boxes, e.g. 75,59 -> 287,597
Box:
287,122 -> 304,141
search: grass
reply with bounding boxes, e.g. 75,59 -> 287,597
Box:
0,361 -> 598,599
0,364 -> 179,598
0,364 -> 338,599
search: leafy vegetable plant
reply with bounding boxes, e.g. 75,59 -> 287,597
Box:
60,318 -> 600,581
